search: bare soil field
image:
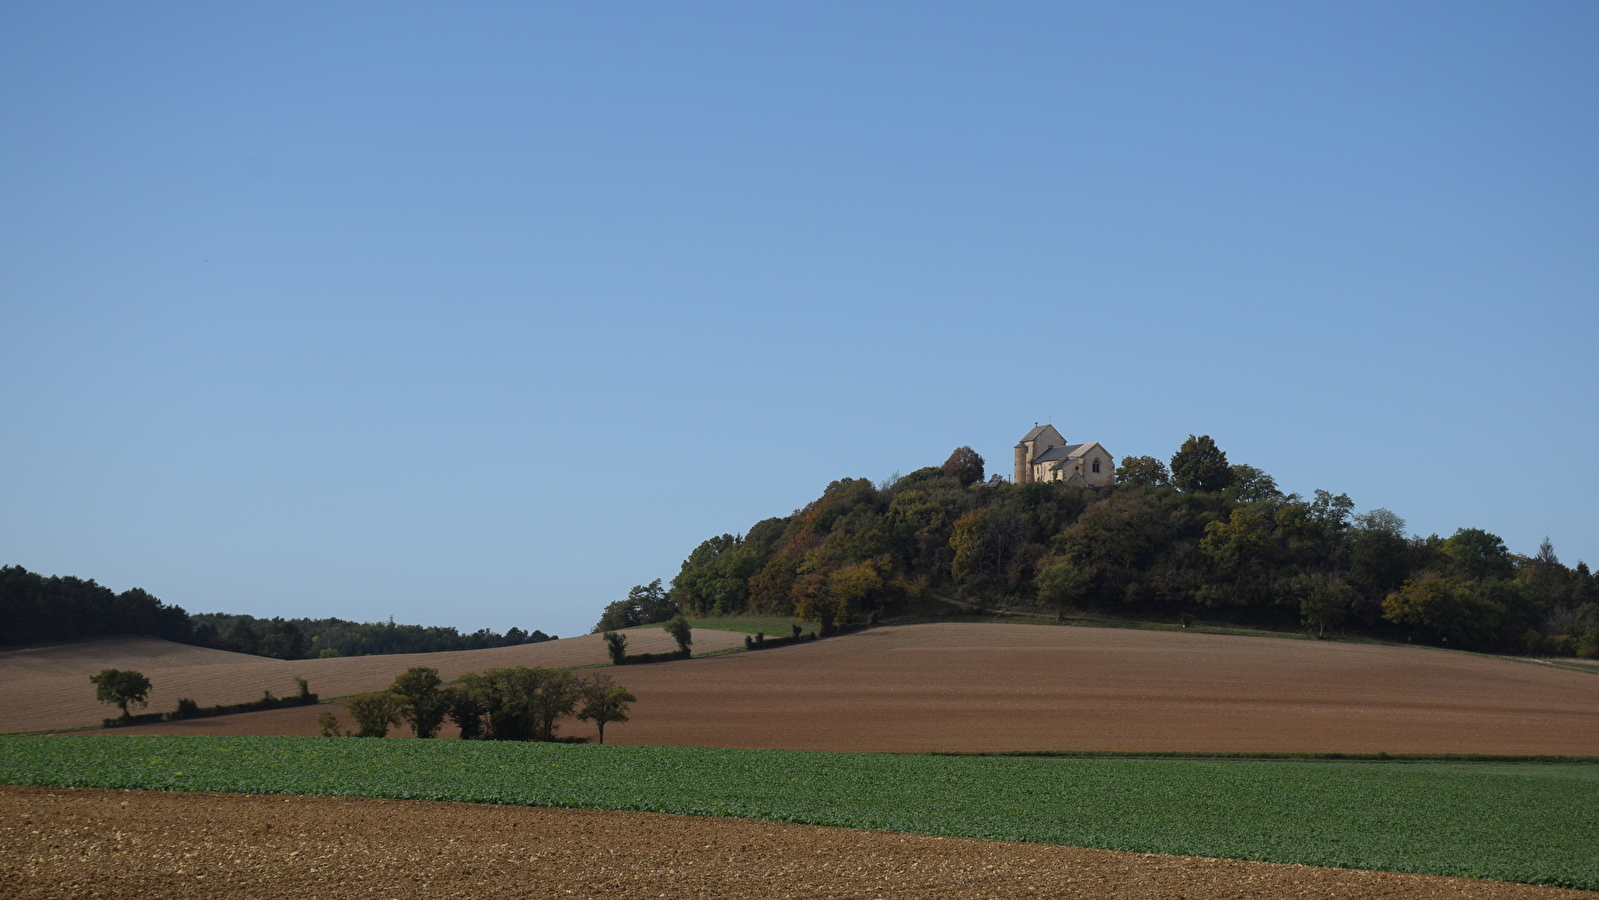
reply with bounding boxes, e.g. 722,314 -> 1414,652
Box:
5,785 -> 1591,900
0,629 -> 747,735
97,624 -> 1599,754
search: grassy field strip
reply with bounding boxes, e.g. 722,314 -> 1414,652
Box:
2,736 -> 1595,890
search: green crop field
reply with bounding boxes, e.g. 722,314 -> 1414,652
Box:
2,736 -> 1596,889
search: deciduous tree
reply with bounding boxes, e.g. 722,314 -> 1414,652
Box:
602,630 -> 628,665
89,669 -> 151,720
940,446 -> 985,486
576,672 -> 636,744
1034,557 -> 1091,620
1115,456 -> 1170,487
389,666 -> 448,738
663,616 -> 693,657
346,692 -> 403,738
1170,435 -> 1234,493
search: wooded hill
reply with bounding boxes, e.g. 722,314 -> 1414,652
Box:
655,437 -> 1599,656
0,566 -> 553,658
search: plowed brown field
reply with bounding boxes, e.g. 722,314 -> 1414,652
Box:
5,786 -> 1593,900
80,623 -> 1599,754
0,629 -> 747,735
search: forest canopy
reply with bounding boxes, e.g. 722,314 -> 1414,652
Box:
0,565 -> 552,659
651,437 -> 1598,657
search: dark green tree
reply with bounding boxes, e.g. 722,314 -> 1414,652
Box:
593,579 -> 681,632
446,674 -> 487,740
1115,456 -> 1171,487
89,669 -> 151,720
1034,557 -> 1092,620
346,692 -> 403,738
664,616 -> 693,657
1170,435 -> 1235,493
602,630 -> 628,665
389,666 -> 448,738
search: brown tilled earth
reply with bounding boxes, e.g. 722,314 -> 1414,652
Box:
0,629 -> 746,735
92,624 -> 1599,755
4,785 -> 1593,900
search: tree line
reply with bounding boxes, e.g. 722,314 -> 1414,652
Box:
653,437 -> 1599,656
0,564 -> 552,658
321,666 -> 635,744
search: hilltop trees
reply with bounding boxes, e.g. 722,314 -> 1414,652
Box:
90,669 -> 152,720
628,433 -> 1595,656
592,580 -> 680,632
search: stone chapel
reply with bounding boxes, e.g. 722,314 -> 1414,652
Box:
1013,424 -> 1115,487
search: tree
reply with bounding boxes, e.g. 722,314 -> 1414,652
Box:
90,669 -> 151,720
1227,465 -> 1281,503
592,579 -> 681,633
317,711 -> 346,737
389,666 -> 448,738
346,692 -> 403,738
1170,435 -> 1234,493
941,446 -> 985,486
528,668 -> 579,741
1034,557 -> 1091,620
663,616 -> 693,657
602,630 -> 628,665
1298,574 -> 1355,638
478,665 -> 579,741
446,673 -> 487,740
1115,456 -> 1171,487
1442,528 -> 1515,581
576,672 -> 636,744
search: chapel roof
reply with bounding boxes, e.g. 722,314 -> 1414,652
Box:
1032,443 -> 1085,463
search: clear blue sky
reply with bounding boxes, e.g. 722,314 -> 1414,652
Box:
3,3 -> 1595,638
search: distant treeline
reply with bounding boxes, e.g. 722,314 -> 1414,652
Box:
657,437 -> 1599,657
0,565 -> 553,658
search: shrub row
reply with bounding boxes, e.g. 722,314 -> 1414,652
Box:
101,679 -> 318,728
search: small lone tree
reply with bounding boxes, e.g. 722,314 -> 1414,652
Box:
346,692 -> 403,738
90,669 -> 152,721
663,616 -> 693,658
389,667 -> 448,738
602,630 -> 628,665
576,672 -> 636,745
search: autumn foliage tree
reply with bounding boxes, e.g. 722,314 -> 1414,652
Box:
941,446 -> 985,486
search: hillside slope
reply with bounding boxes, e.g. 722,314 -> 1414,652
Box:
97,623 -> 1599,755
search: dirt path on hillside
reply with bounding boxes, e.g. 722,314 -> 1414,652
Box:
103,624 -> 1599,755
4,786 -> 1591,900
